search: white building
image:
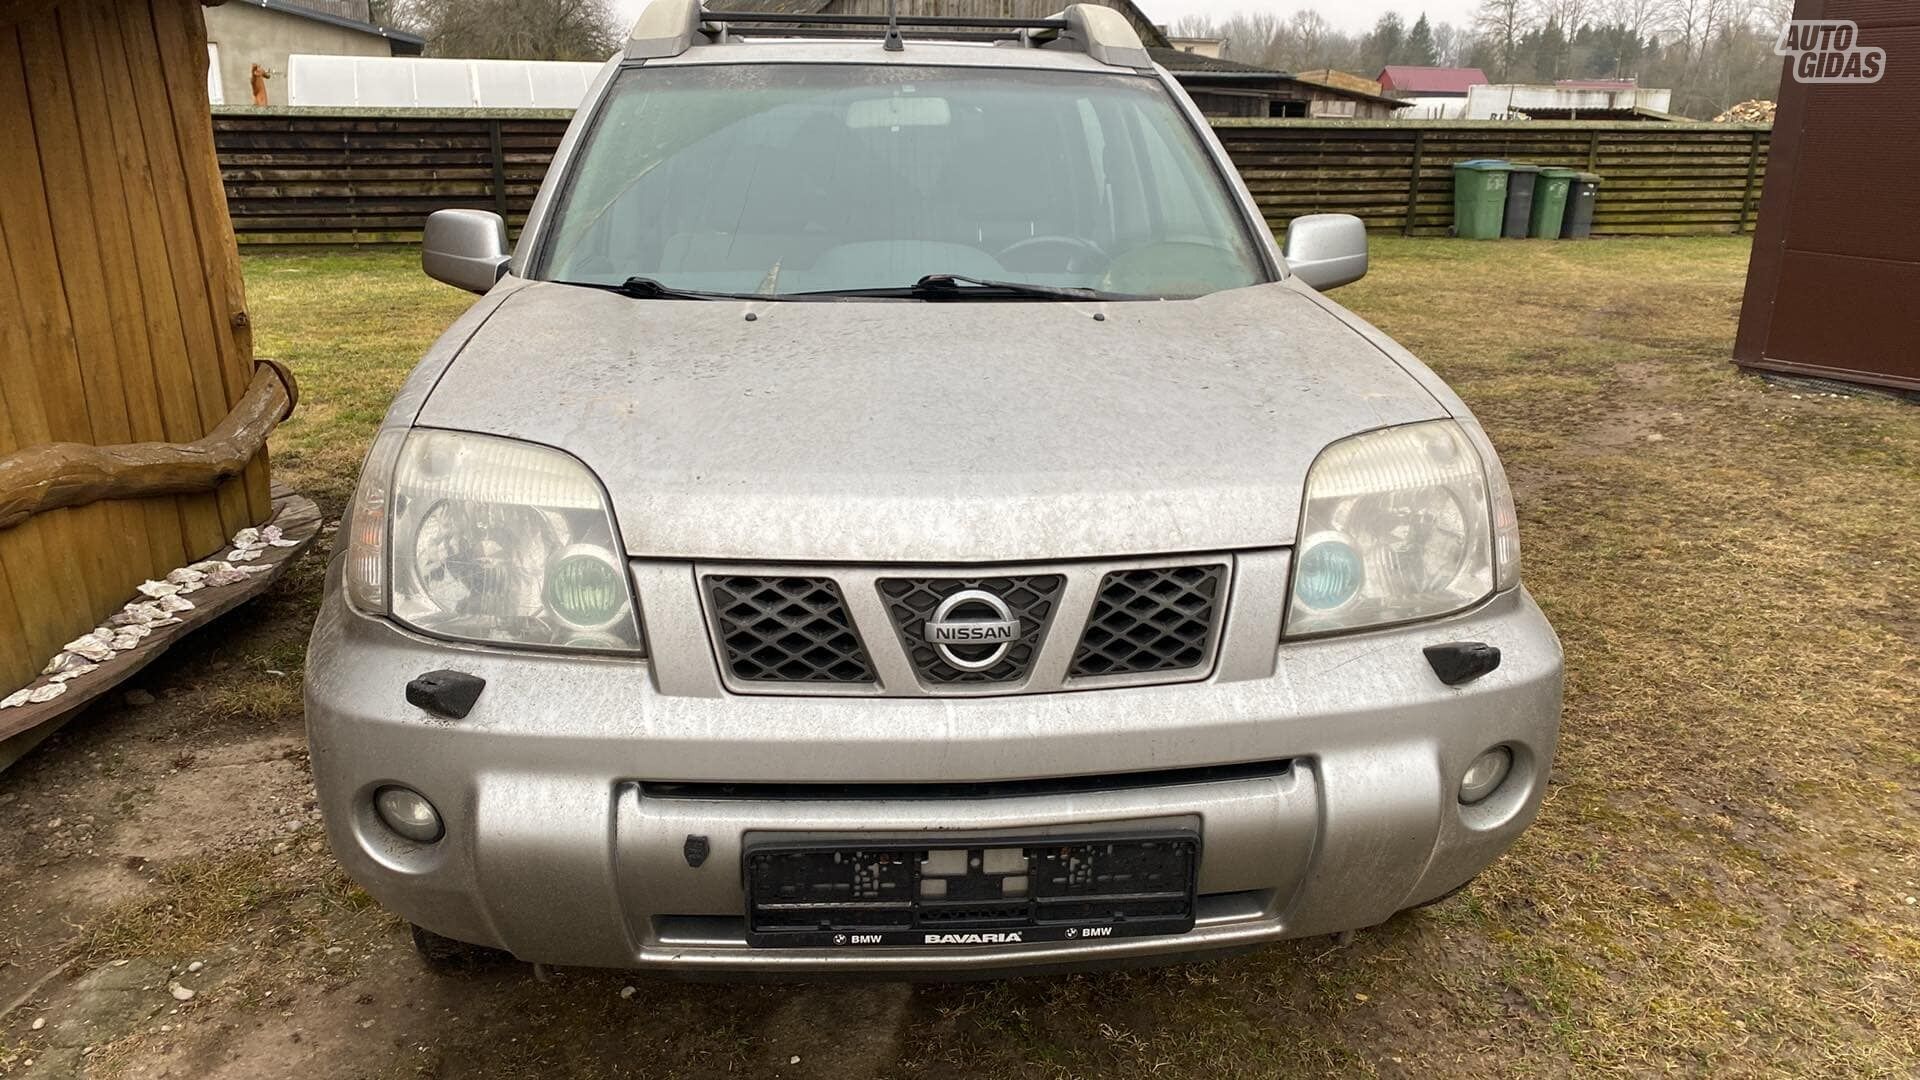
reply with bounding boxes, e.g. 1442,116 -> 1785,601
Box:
1463,83 -> 1675,120
204,0 -> 423,107
287,55 -> 606,109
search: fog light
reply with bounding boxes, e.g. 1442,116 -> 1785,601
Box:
374,786 -> 444,843
1459,747 -> 1513,805
545,545 -> 628,630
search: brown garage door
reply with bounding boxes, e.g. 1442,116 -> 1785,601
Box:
1734,0 -> 1920,392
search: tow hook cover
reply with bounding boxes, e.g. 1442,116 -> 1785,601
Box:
1423,642 -> 1502,687
406,670 -> 487,719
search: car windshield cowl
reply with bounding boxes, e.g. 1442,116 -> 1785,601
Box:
562,273 -> 1155,303
785,274 -> 1143,302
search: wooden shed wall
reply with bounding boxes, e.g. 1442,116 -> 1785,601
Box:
0,0 -> 269,692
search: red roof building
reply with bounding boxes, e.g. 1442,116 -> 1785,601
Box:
1376,66 -> 1489,96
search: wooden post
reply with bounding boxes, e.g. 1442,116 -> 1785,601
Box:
1738,131 -> 1763,234
1586,130 -> 1600,173
488,119 -> 509,222
1403,129 -> 1425,236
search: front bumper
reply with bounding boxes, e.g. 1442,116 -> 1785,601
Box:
306,570 -> 1562,975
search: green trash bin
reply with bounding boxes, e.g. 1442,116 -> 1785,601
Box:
1560,172 -> 1602,239
1452,160 -> 1511,240
1528,168 -> 1580,239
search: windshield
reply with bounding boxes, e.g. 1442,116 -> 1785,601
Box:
535,64 -> 1269,299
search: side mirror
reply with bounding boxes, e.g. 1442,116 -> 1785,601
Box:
1283,213 -> 1369,292
423,209 -> 510,293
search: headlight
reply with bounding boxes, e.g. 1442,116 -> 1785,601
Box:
1285,420 -> 1502,638
344,429 -> 644,654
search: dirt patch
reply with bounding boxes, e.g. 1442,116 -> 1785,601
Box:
36,863 -> 153,923
747,984 -> 914,1077
109,736 -> 311,863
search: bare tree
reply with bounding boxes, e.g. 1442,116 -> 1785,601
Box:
394,0 -> 623,61
1220,12 -> 1285,65
1170,14 -> 1220,39
1431,21 -> 1463,66
1608,0 -> 1663,39
1179,8 -> 1351,71
1754,0 -> 1796,37
1663,0 -> 1734,62
1279,9 -> 1336,70
1476,0 -> 1534,79
1539,0 -> 1596,32
1659,0 -> 1732,112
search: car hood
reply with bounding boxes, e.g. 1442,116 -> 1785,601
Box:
416,280 -> 1445,563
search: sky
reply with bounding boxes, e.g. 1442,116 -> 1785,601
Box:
611,1 -> 1484,39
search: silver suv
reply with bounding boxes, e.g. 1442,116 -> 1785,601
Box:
306,1 -> 1563,977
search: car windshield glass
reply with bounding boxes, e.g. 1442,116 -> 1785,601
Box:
536,64 -> 1268,299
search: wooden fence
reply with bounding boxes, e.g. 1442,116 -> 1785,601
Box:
211,109 -> 1772,245
215,108 -> 570,246
1213,120 -> 1771,237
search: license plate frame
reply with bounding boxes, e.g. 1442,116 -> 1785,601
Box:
743,832 -> 1199,950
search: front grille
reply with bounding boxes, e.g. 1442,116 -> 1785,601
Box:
706,576 -> 875,684
1069,566 -> 1226,678
880,575 -> 1064,685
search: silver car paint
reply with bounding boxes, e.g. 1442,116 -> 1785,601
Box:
309,34 -> 1564,974
414,279 -> 1446,563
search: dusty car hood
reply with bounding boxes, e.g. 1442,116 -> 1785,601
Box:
415,280 -> 1444,562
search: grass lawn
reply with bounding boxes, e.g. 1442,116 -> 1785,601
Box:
3,237 -> 1912,1079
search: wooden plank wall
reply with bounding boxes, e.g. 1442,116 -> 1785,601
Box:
212,111 -> 1772,245
1214,121 -> 1773,237
0,0 -> 268,692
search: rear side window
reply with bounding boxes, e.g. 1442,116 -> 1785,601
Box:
537,64 -> 1268,299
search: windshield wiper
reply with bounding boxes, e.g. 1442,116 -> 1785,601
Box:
788,274 -> 1128,302
917,274 -> 1118,301
558,276 -> 750,301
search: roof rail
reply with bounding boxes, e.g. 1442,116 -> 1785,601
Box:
626,0 -> 704,60
625,0 -> 1151,69
1044,5 -> 1150,69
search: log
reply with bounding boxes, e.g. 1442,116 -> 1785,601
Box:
0,361 -> 297,532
